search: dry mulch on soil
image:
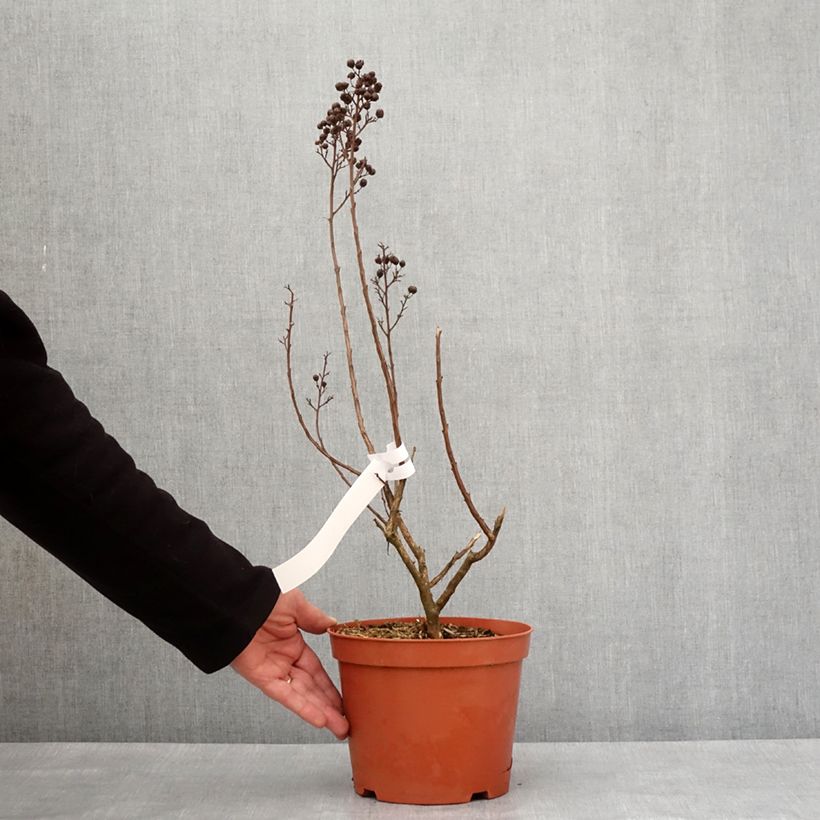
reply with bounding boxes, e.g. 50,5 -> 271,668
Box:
333,620 -> 497,639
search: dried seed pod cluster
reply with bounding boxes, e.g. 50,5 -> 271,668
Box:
315,58 -> 384,166
371,244 -> 418,328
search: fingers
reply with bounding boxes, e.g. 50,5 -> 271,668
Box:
322,702 -> 350,740
264,676 -> 328,730
295,645 -> 344,711
291,591 -> 338,635
263,670 -> 349,740
291,667 -> 349,740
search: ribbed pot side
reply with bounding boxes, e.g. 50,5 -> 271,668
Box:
328,616 -> 532,805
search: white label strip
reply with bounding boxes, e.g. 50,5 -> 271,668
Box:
273,441 -> 415,592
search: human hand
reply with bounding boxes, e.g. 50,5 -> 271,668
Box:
230,589 -> 348,740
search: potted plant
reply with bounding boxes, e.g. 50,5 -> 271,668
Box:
279,58 -> 531,805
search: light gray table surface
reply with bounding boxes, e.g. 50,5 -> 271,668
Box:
1,740 -> 818,819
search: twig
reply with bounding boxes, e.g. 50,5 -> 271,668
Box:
435,326 -> 492,538
309,351 -> 386,524
380,245 -> 399,410
435,508 -> 505,610
279,286 -> 359,475
430,532 -> 481,587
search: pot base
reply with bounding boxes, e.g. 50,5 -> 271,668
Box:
354,766 -> 511,805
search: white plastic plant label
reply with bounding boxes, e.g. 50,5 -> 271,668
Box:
273,441 -> 415,592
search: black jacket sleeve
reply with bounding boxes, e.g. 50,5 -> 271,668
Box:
0,290 -> 280,672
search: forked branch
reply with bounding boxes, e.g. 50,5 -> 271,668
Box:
435,507 -> 505,611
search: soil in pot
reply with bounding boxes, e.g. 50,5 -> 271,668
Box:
334,619 -> 496,639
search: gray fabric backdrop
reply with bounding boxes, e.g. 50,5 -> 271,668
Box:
1,0 -> 819,743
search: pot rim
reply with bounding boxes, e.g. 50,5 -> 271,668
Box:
327,615 -> 532,642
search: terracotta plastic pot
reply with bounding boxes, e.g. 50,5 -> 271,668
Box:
328,615 -> 532,805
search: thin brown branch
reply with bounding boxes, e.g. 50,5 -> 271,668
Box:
430,532 -> 481,587
371,246 -> 415,428
373,517 -> 424,588
388,491 -> 428,581
435,326 -> 492,538
332,188 -> 351,217
307,352 -> 333,422
381,257 -> 399,417
390,292 -> 412,330
309,351 -> 386,524
347,110 -> 401,446
376,484 -> 433,613
328,144 -> 375,454
395,515 -> 424,568
280,286 -> 359,475
435,507 -> 506,610
381,447 -> 426,572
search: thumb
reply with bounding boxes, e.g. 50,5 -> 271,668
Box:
293,593 -> 338,635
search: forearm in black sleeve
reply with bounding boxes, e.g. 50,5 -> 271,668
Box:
0,291 -> 280,673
